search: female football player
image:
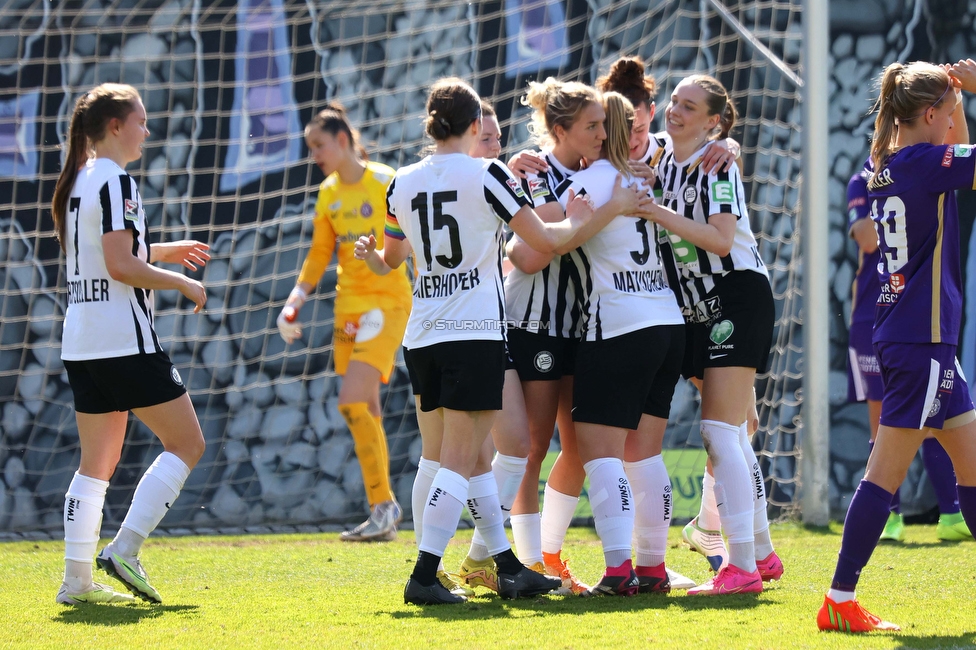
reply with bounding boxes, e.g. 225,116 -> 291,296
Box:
648,74 -> 775,595
818,59 -> 976,632
52,83 -> 209,605
356,77 -> 606,605
276,104 -> 412,542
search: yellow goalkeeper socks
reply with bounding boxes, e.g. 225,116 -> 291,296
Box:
340,402 -> 394,507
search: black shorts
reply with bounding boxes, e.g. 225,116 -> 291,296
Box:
682,271 -> 773,380
65,351 -> 187,414
403,340 -> 506,412
645,324 -> 685,419
573,324 -> 683,430
507,327 -> 576,381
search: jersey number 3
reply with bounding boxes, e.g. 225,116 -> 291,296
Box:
411,191 -> 462,271
872,196 -> 907,274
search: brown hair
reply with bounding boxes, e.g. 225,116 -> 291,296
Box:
870,61 -> 951,173
51,83 -> 140,252
684,74 -> 737,140
307,101 -> 368,161
602,92 -> 635,174
597,56 -> 656,109
522,77 -> 601,148
480,99 -> 496,119
425,77 -> 482,141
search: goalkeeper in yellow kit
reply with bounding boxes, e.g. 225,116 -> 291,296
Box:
277,103 -> 412,541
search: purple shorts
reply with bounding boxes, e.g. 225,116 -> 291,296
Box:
847,321 -> 883,402
876,341 -> 975,430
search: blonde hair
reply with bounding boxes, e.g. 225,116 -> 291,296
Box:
52,83 -> 141,252
870,61 -> 951,173
601,92 -> 635,174
522,77 -> 600,148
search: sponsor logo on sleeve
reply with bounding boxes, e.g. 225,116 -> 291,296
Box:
329,201 -> 341,211
528,178 -> 550,199
942,146 -> 954,167
506,177 -> 527,198
954,144 -> 974,158
710,181 -> 733,202
124,199 -> 139,222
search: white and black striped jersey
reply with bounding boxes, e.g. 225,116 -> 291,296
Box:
61,158 -> 161,361
503,150 -> 583,338
386,153 -> 530,348
555,160 -> 683,341
654,142 -> 767,319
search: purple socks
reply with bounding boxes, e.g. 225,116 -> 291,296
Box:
921,438 -> 960,515
869,440 -> 900,514
957,485 -> 976,539
831,479 -> 894,592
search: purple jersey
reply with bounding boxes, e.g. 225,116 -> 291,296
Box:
869,143 -> 976,344
848,164 -> 880,326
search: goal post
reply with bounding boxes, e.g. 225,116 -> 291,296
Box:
0,0 -> 814,535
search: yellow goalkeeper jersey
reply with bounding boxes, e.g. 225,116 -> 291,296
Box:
298,161 -> 412,313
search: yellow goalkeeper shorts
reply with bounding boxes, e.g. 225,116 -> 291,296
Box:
333,306 -> 408,383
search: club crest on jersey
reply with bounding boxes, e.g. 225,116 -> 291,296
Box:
506,178 -> 526,198
889,273 -> 905,294
124,199 -> 138,222
534,351 -> 554,373
683,186 -> 698,203
170,365 -> 184,386
709,320 -> 734,345
360,201 -> 373,217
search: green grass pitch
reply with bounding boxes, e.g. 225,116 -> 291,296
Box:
2,523 -> 974,649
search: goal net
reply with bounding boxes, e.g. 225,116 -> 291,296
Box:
0,0 -> 802,535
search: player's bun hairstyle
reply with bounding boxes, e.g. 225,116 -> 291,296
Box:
684,74 -> 738,140
597,56 -> 656,109
308,101 -> 368,161
870,61 -> 952,174
602,92 -> 635,175
425,77 -> 482,141
522,77 -> 601,148
51,83 -> 141,253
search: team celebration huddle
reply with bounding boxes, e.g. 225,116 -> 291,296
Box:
51,45 -> 976,633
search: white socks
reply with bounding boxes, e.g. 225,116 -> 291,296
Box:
418,468 -> 468,557
511,513 -> 542,565
540,484 -> 579,555
739,422 -> 775,559
584,457 -> 634,567
698,469 -> 723,531
701,419 -> 756,573
468,453 -> 526,561
412,457 -> 440,551
466,472 -> 511,556
63,472 -> 109,591
115,452 -> 190,557
624,455 -> 671,568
